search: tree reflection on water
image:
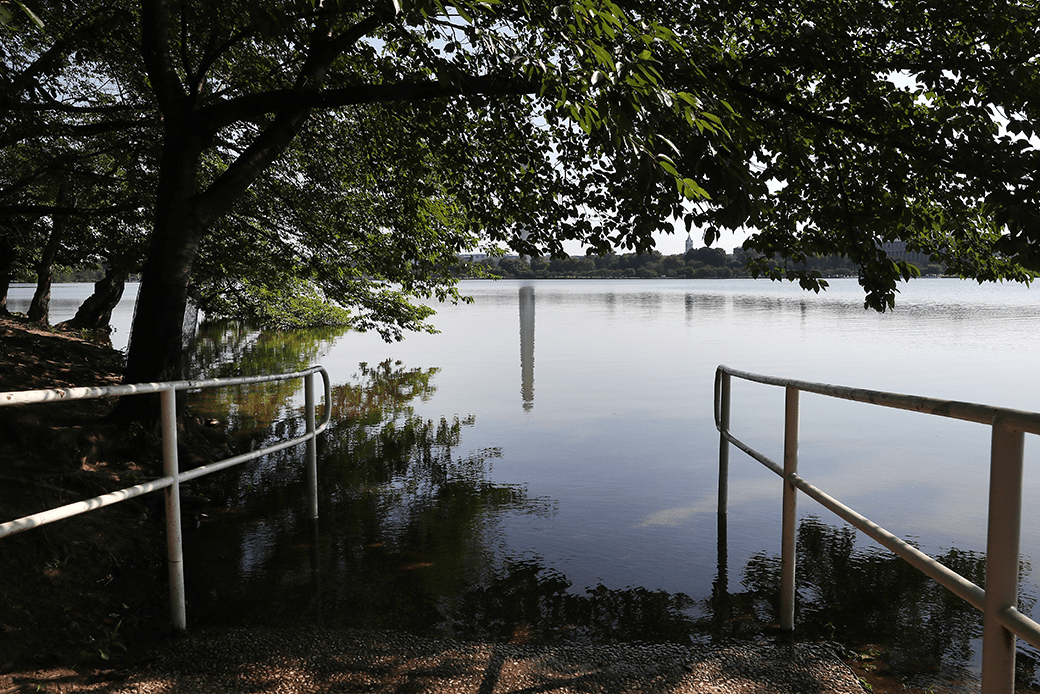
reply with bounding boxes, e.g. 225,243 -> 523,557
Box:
710,515 -> 1039,690
183,321 -> 1038,690
183,320 -> 700,645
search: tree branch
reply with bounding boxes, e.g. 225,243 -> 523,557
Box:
0,203 -> 141,217
141,0 -> 187,115
727,78 -> 1032,191
196,75 -> 537,132
4,15 -> 102,100
16,101 -> 140,115
0,118 -> 155,148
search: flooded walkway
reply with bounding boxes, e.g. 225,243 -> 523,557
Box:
6,627 -> 867,693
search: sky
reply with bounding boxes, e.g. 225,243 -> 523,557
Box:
559,226 -> 752,257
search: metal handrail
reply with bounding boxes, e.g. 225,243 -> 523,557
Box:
0,366 -> 332,632
714,364 -> 1040,694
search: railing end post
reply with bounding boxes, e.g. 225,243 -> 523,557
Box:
160,387 -> 187,633
717,369 -> 731,517
981,415 -> 1025,693
305,372 -> 319,522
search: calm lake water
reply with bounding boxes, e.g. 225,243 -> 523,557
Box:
9,278 -> 1040,690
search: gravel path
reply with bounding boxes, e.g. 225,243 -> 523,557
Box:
4,628 -> 868,693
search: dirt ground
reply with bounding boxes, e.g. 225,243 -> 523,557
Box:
0,315 -> 173,674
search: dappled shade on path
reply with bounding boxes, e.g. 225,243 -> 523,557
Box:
5,627 -> 867,694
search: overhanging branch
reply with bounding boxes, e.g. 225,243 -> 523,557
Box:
729,79 -> 1030,191
0,203 -> 141,218
196,75 -> 539,132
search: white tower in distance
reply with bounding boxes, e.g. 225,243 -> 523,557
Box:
519,227 -> 532,264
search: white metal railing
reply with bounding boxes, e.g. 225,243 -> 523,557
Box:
0,366 -> 331,632
714,365 -> 1040,694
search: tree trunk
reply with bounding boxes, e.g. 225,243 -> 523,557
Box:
57,265 -> 128,332
121,112 -> 313,384
27,189 -> 71,324
0,233 -> 16,316
109,119 -> 205,427
122,229 -> 200,384
121,128 -> 205,385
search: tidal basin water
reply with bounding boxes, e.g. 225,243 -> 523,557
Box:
10,278 -> 1040,688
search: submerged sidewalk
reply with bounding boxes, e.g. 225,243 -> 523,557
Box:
4,627 -> 868,694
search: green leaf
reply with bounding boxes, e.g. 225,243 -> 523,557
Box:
6,0 -> 44,28
589,43 -> 616,72
681,178 -> 711,200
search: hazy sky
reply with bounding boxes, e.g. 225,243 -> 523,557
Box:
560,226 -> 751,257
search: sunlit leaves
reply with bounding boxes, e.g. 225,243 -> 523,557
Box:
0,0 -> 43,29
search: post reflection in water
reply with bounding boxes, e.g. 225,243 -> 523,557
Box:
183,319 -> 700,645
709,506 -> 730,641
519,285 -> 535,412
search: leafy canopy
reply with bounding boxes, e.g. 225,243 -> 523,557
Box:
4,0 -> 1039,339
651,0 -> 1040,309
4,0 -> 746,341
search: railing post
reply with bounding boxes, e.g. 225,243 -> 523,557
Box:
160,387 -> 187,633
305,372 -> 319,521
982,414 -> 1024,694
780,385 -> 799,631
718,370 -> 731,516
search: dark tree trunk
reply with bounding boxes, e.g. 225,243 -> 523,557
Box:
26,231 -> 60,323
121,112 -> 312,384
125,0 -> 319,386
27,190 -> 71,324
57,265 -> 128,332
121,126 -> 205,385
108,117 -> 205,427
0,233 -> 16,316
121,229 -> 200,384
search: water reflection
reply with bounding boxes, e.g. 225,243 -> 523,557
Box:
712,514 -> 1040,690
183,321 -> 550,634
189,320 -> 345,434
182,320 -> 702,643
520,286 -> 534,412
450,560 -> 698,644
684,292 -> 727,318
526,288 -> 669,317
180,316 -> 1040,691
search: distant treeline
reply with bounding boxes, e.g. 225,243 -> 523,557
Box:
12,265 -> 108,283
465,249 -> 947,280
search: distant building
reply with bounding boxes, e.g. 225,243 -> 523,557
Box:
879,241 -> 931,266
685,234 -> 695,254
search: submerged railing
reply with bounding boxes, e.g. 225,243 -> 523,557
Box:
0,366 -> 331,632
714,365 -> 1040,694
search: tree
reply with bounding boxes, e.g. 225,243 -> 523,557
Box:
8,0 -> 1038,377
650,0 -> 1039,310
0,9 -> 154,324
3,0 -> 738,385
685,246 -> 727,267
